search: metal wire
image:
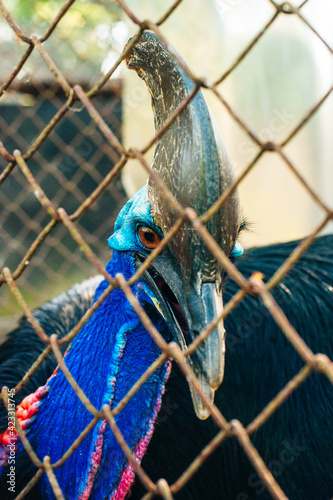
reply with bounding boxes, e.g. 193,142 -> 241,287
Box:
0,0 -> 332,498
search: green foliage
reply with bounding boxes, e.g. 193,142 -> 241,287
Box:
6,0 -> 122,32
1,0 -> 125,81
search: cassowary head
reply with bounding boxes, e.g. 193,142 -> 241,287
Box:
0,31 -> 243,500
110,31 -> 241,418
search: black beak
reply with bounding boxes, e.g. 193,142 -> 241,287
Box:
138,251 -> 225,420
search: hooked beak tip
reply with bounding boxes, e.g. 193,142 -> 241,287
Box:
190,378 -> 215,420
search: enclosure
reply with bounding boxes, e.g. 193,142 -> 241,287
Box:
0,0 -> 332,499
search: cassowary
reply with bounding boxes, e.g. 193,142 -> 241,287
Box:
0,31 -> 332,500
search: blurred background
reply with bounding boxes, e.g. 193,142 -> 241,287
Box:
0,0 -> 332,331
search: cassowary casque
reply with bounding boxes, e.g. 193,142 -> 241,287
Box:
0,31 -> 332,500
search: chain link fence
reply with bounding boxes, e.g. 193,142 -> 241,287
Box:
0,76 -> 125,325
0,0 -> 332,499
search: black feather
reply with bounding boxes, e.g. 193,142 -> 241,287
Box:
131,235 -> 333,499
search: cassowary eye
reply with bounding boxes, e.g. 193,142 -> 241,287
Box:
138,226 -> 161,249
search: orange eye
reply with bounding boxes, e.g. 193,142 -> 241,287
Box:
138,226 -> 161,249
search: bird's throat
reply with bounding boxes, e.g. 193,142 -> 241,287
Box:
20,252 -> 172,500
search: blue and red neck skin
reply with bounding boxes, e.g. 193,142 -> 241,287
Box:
0,250 -> 172,500
0,188 -> 244,497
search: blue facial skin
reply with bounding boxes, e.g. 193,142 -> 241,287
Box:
231,240 -> 244,259
108,184 -> 244,259
108,185 -> 163,255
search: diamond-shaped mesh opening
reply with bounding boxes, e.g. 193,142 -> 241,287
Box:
0,77 -> 125,324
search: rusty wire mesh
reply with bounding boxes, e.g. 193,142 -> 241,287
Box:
0,28 -> 125,323
0,80 -> 125,321
0,0 -> 333,499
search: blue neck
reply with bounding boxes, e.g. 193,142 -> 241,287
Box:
24,251 -> 171,499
